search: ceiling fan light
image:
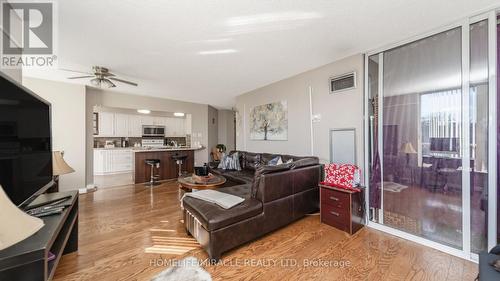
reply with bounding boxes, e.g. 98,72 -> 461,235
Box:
101,79 -> 116,88
65,66 -> 137,88
90,78 -> 101,87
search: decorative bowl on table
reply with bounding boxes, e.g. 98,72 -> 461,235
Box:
191,173 -> 216,184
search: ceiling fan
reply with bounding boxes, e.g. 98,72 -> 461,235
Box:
64,66 -> 138,88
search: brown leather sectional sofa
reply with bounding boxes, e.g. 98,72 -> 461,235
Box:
182,151 -> 321,260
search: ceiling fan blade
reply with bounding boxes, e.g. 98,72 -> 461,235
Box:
67,75 -> 95,79
59,68 -> 93,75
109,77 -> 138,86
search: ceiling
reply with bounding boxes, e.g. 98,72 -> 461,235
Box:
24,0 -> 499,108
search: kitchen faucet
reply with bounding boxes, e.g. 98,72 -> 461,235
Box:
169,140 -> 178,147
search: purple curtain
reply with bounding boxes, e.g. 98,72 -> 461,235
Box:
369,94 -> 381,209
496,20 -> 500,242
369,150 -> 382,209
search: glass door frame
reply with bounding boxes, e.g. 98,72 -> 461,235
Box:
363,10 -> 498,261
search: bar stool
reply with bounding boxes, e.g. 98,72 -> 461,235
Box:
171,154 -> 188,177
145,159 -> 161,186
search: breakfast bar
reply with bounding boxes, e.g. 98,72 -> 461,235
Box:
132,148 -> 200,184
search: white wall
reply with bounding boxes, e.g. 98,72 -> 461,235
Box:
23,77 -> 87,191
2,69 -> 22,84
235,54 -> 364,169
218,110 -> 235,151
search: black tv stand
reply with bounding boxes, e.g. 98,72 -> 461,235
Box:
0,191 -> 78,281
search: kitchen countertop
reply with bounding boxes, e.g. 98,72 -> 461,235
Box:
132,146 -> 204,152
94,147 -> 136,150
94,146 -> 204,152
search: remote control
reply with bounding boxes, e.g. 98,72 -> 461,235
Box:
33,209 -> 63,217
27,205 -> 61,215
28,206 -> 64,216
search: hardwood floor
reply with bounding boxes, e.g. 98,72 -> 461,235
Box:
53,181 -> 478,281
382,184 -> 487,252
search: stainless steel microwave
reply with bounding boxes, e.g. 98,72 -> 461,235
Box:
142,125 -> 165,137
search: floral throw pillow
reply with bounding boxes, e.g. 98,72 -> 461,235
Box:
321,163 -> 361,191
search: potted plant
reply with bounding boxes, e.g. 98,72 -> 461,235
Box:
216,144 -> 226,153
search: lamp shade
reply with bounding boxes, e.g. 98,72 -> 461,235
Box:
401,142 -> 417,154
0,185 -> 44,250
52,151 -> 75,176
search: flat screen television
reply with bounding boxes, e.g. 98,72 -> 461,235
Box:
0,72 -> 53,208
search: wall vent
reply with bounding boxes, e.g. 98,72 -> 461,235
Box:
329,72 -> 356,94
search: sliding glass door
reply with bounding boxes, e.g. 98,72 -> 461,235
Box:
469,19 -> 489,254
366,14 -> 496,258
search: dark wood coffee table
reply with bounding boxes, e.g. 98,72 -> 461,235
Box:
178,174 -> 226,191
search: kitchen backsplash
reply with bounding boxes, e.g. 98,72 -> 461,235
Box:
165,137 -> 188,147
94,136 -> 188,148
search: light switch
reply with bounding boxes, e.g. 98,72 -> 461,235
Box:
312,114 -> 321,123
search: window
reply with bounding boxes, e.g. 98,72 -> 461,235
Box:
420,87 -> 480,159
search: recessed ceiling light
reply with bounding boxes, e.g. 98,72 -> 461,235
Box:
198,49 -> 238,55
174,112 -> 185,117
137,109 -> 151,114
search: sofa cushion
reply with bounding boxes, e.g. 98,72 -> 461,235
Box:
291,157 -> 319,169
243,152 -> 261,171
260,153 -> 276,164
211,169 -> 254,184
267,156 -> 282,166
251,164 -> 293,198
183,184 -> 262,231
280,154 -> 295,163
217,152 -> 242,171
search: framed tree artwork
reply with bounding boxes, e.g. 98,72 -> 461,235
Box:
249,101 -> 288,141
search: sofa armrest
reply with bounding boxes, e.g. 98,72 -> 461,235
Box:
251,164 -> 292,197
257,164 -> 294,174
291,158 -> 319,169
252,164 -> 321,202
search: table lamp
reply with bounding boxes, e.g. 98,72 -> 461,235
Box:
51,151 -> 75,193
401,142 -> 417,165
0,185 -> 44,251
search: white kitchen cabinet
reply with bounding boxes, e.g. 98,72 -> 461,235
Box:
111,150 -> 133,173
97,112 -> 114,137
166,117 -> 177,136
141,116 -> 155,127
153,117 -> 167,126
94,149 -> 133,175
164,117 -> 173,136
128,115 -> 143,137
95,113 -> 186,138
172,118 -> 185,136
93,150 -> 105,174
178,118 -> 185,136
185,115 -> 192,135
169,118 -> 176,136
114,113 -> 129,137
